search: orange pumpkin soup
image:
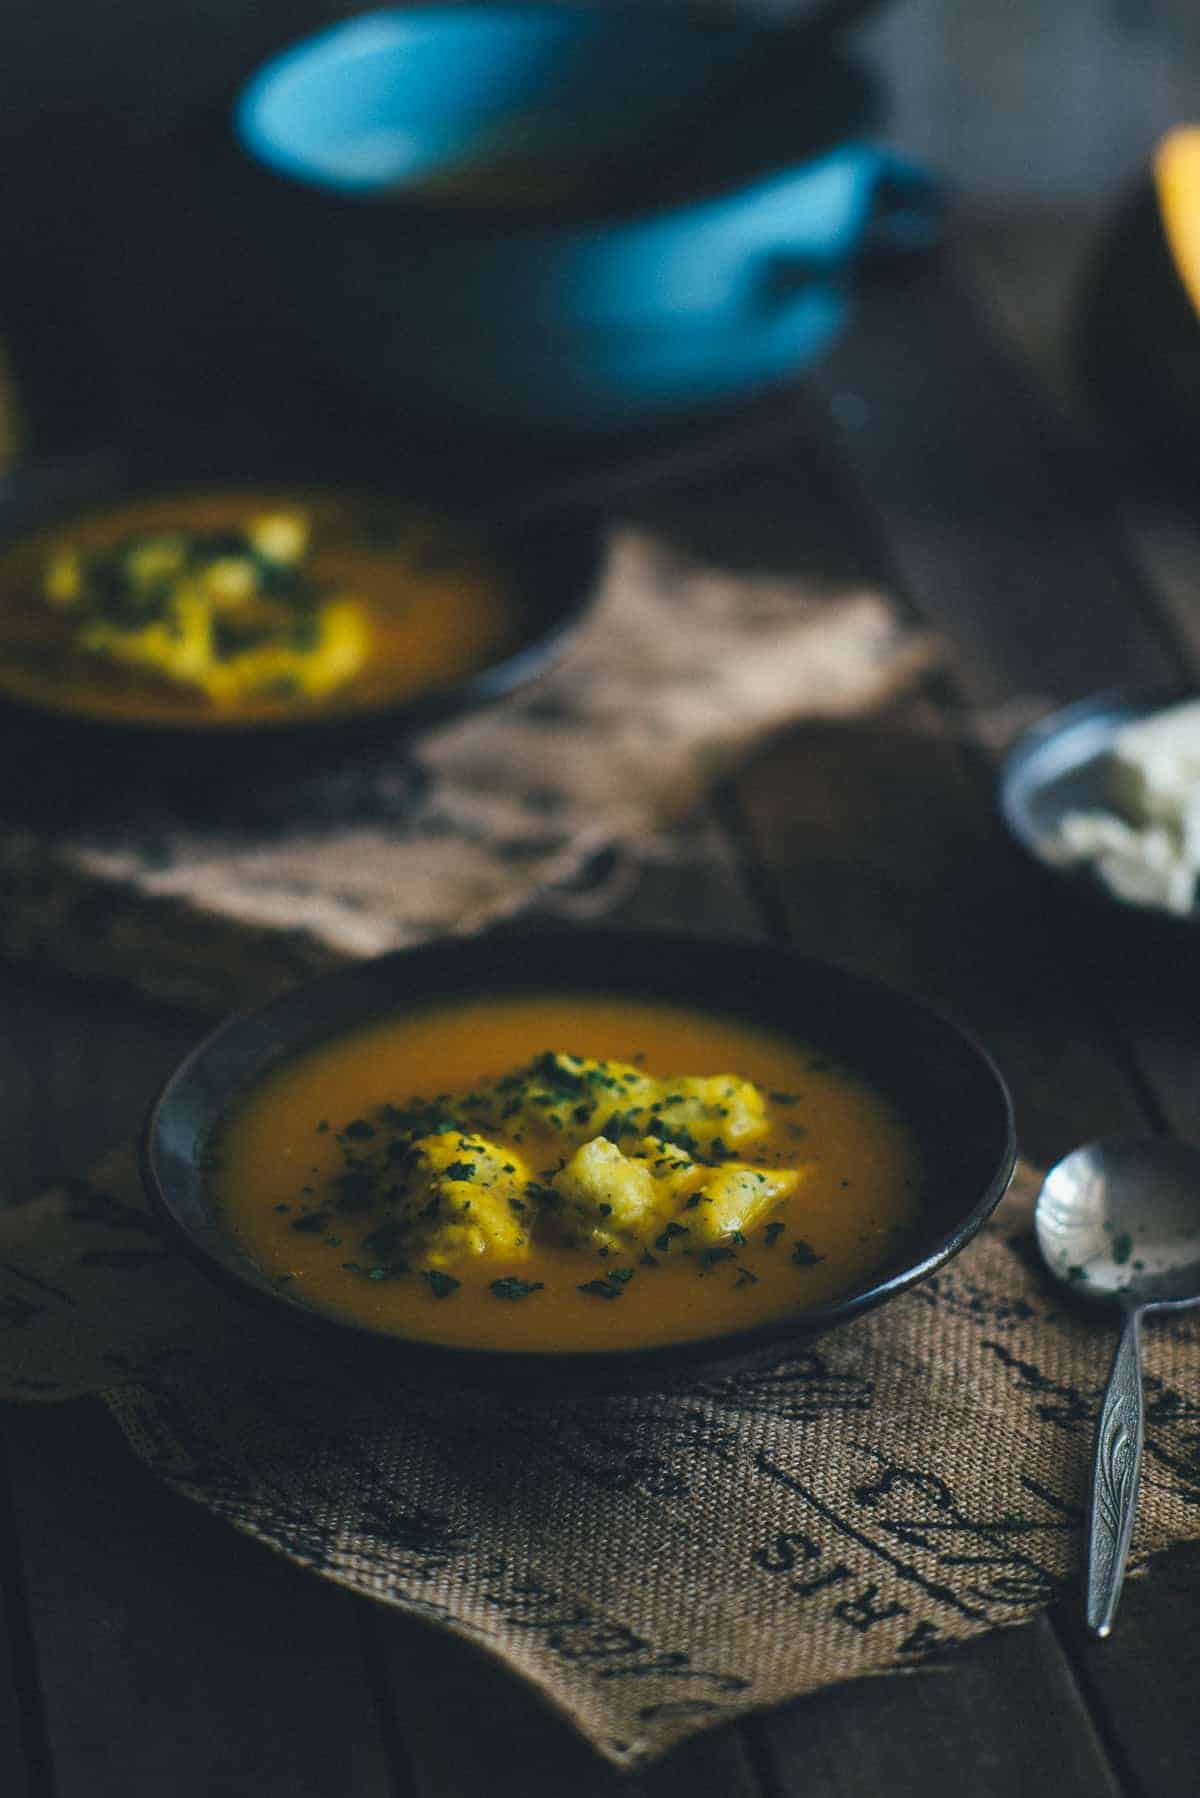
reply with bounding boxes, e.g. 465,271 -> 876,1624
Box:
0,488 -> 518,726
212,994 -> 922,1353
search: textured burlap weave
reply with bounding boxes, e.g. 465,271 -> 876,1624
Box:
2,1152 -> 1198,1767
0,524 -> 929,1009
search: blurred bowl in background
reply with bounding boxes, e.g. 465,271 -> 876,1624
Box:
235,5 -> 939,436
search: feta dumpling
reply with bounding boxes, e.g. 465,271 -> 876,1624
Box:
550,1134 -> 802,1256
687,1164 -> 803,1245
637,1136 -> 707,1205
643,1076 -> 767,1151
476,1053 -> 658,1144
42,510 -> 369,708
399,1132 -> 531,1269
552,1138 -> 664,1253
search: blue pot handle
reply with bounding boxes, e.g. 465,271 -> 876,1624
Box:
744,146 -> 942,309
859,152 -> 943,256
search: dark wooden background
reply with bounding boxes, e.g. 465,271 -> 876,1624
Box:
3,2 -> 1200,1794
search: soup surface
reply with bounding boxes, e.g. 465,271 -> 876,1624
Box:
213,994 -> 923,1354
0,488 -> 519,726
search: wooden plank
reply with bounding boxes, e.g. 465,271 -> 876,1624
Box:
724,695 -> 1148,1796
2,1399 -> 397,1798
0,955 -> 403,1796
726,693 -> 1154,1161
830,217 -> 1200,1795
810,260 -> 1181,706
369,1608 -> 760,1798
0,1438 -> 37,1798
1051,1543 -> 1200,1798
747,1619 -> 1121,1798
0,960 -> 207,1206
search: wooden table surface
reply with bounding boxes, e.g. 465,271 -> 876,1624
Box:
2,225 -> 1200,1797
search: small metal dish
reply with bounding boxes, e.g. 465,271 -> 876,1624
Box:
998,684 -> 1197,926
142,927 -> 1017,1394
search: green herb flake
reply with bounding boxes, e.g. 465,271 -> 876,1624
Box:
764,1221 -> 786,1247
425,1270 -> 460,1300
290,1211 -> 332,1234
769,1092 -> 799,1105
341,1118 -> 376,1141
791,1239 -> 824,1267
362,1224 -> 402,1261
1112,1232 -> 1134,1266
654,1221 -> 691,1252
490,1277 -> 544,1301
578,1278 -> 624,1300
442,1161 -> 477,1182
699,1245 -> 736,1269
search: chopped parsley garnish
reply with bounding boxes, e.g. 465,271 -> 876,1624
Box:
699,1245 -> 736,1269
441,1161 -> 477,1182
764,1221 -> 786,1247
290,1211 -> 331,1234
646,1120 -> 700,1156
425,1271 -> 460,1299
654,1221 -> 691,1252
791,1239 -> 824,1267
579,1275 -> 630,1299
361,1223 -> 402,1261
489,1278 -> 544,1301
600,1109 -> 640,1143
340,1118 -> 376,1141
735,1267 -> 759,1288
769,1092 -> 799,1105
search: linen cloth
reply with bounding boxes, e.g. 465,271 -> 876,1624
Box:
0,525 -> 928,1007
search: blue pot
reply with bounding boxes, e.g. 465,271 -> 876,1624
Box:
236,6 -> 938,434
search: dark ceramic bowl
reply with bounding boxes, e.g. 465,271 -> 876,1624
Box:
142,927 -> 1017,1393
0,455 -> 603,825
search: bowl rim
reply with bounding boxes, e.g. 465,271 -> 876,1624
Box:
0,460 -> 604,749
234,2 -> 880,233
140,926 -> 1018,1390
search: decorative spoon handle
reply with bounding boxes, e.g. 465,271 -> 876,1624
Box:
1086,1303 -> 1145,1637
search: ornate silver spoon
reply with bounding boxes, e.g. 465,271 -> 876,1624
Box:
1035,1137 -> 1200,1636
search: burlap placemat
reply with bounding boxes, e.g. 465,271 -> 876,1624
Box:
0,525 -> 930,1009
3,1152 -> 1198,1767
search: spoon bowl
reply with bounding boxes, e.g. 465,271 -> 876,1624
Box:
1035,1136 -> 1200,1637
1036,1136 -> 1200,1309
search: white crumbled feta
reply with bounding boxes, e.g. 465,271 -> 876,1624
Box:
1108,699 -> 1200,825
1054,701 -> 1200,914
